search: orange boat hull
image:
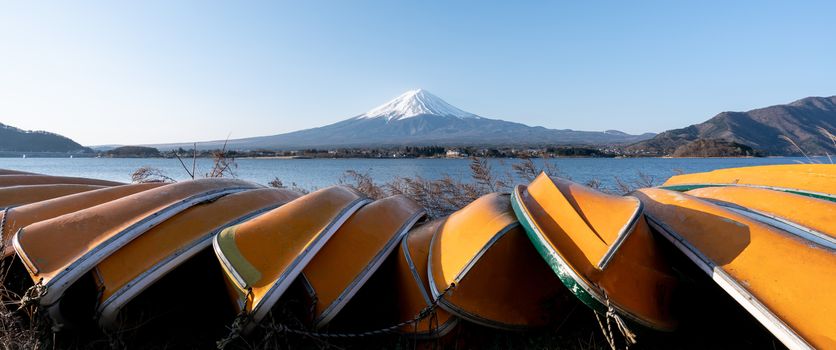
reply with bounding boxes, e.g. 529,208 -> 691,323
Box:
429,192 -> 575,330
213,186 -> 370,333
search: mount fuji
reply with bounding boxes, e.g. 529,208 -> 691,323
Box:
150,89 -> 654,150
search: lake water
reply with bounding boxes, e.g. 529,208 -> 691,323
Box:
0,157 -> 818,192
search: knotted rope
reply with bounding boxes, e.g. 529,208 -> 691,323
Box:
18,278 -> 48,311
594,290 -> 637,350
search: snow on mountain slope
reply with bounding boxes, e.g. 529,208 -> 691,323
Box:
358,89 -> 480,121
147,89 -> 656,150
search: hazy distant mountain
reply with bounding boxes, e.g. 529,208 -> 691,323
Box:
627,96 -> 836,156
0,122 -> 90,153
150,89 -> 654,151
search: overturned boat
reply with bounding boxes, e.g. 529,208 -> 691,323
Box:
13,178 -> 258,328
0,184 -> 107,209
685,185 -> 835,243
213,186 -> 370,333
0,183 -> 167,258
0,174 -> 123,188
635,188 -> 835,350
393,219 -> 458,338
511,173 -> 677,331
299,195 -> 425,329
95,188 -> 301,328
0,169 -> 37,175
661,164 -> 836,201
429,192 -> 575,330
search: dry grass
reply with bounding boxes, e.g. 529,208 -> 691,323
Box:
333,156 -> 564,218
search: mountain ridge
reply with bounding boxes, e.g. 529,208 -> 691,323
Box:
147,89 -> 654,151
627,95 -> 836,156
0,122 -> 91,153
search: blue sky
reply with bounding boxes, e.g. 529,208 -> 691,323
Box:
1,1 -> 835,145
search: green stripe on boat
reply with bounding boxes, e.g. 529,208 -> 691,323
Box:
660,184 -> 836,202
216,225 -> 262,287
509,188 -> 607,315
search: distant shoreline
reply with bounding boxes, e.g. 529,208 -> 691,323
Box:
0,155 -> 814,160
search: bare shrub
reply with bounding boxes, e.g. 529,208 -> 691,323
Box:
818,127 -> 835,163
614,176 -> 633,195
339,170 -> 386,199
205,141 -> 237,178
635,171 -> 657,188
131,166 -> 176,183
470,157 -> 509,193
267,177 -> 284,188
512,155 -> 564,183
512,157 -> 539,182
779,135 -> 815,164
267,177 -> 309,194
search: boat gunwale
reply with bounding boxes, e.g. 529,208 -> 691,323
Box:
426,216 -> 529,331
398,221 -> 459,338
313,208 -> 426,329
225,196 -> 372,334
595,197 -> 643,270
698,198 -> 836,250
401,227 -> 433,305
14,185 -> 255,309
643,213 -> 814,350
547,175 -> 644,270
510,184 -> 669,331
96,201 -> 288,328
660,183 -> 835,202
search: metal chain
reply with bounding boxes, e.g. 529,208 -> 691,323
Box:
218,282 -> 456,348
265,282 -> 455,339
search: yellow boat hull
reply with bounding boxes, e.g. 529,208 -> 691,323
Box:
300,195 -> 425,328
0,183 -> 166,258
635,188 -> 836,350
13,178 -> 258,328
394,219 -> 458,338
429,192 -> 575,330
95,188 -> 301,328
662,164 -> 836,201
685,186 -> 836,242
213,186 -> 370,333
511,173 -> 677,331
0,184 -> 107,209
0,174 -> 123,188
0,169 -> 37,175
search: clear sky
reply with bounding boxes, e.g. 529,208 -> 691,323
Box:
2,1 -> 835,145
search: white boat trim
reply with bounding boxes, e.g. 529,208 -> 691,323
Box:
704,200 -> 836,251
242,197 -> 372,334
97,203 -> 284,328
645,215 -> 813,350
314,209 -> 425,328
17,186 -> 253,310
596,196 -> 643,269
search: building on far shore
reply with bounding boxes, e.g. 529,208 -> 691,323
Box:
445,149 -> 468,158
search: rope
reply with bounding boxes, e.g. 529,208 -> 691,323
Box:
18,278 -> 47,311
217,282 -> 456,348
0,207 -> 8,252
216,288 -> 254,349
594,290 -> 637,350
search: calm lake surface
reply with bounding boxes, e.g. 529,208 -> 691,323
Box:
0,157 -> 817,192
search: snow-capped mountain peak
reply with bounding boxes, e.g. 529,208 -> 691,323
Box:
358,89 -> 480,121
